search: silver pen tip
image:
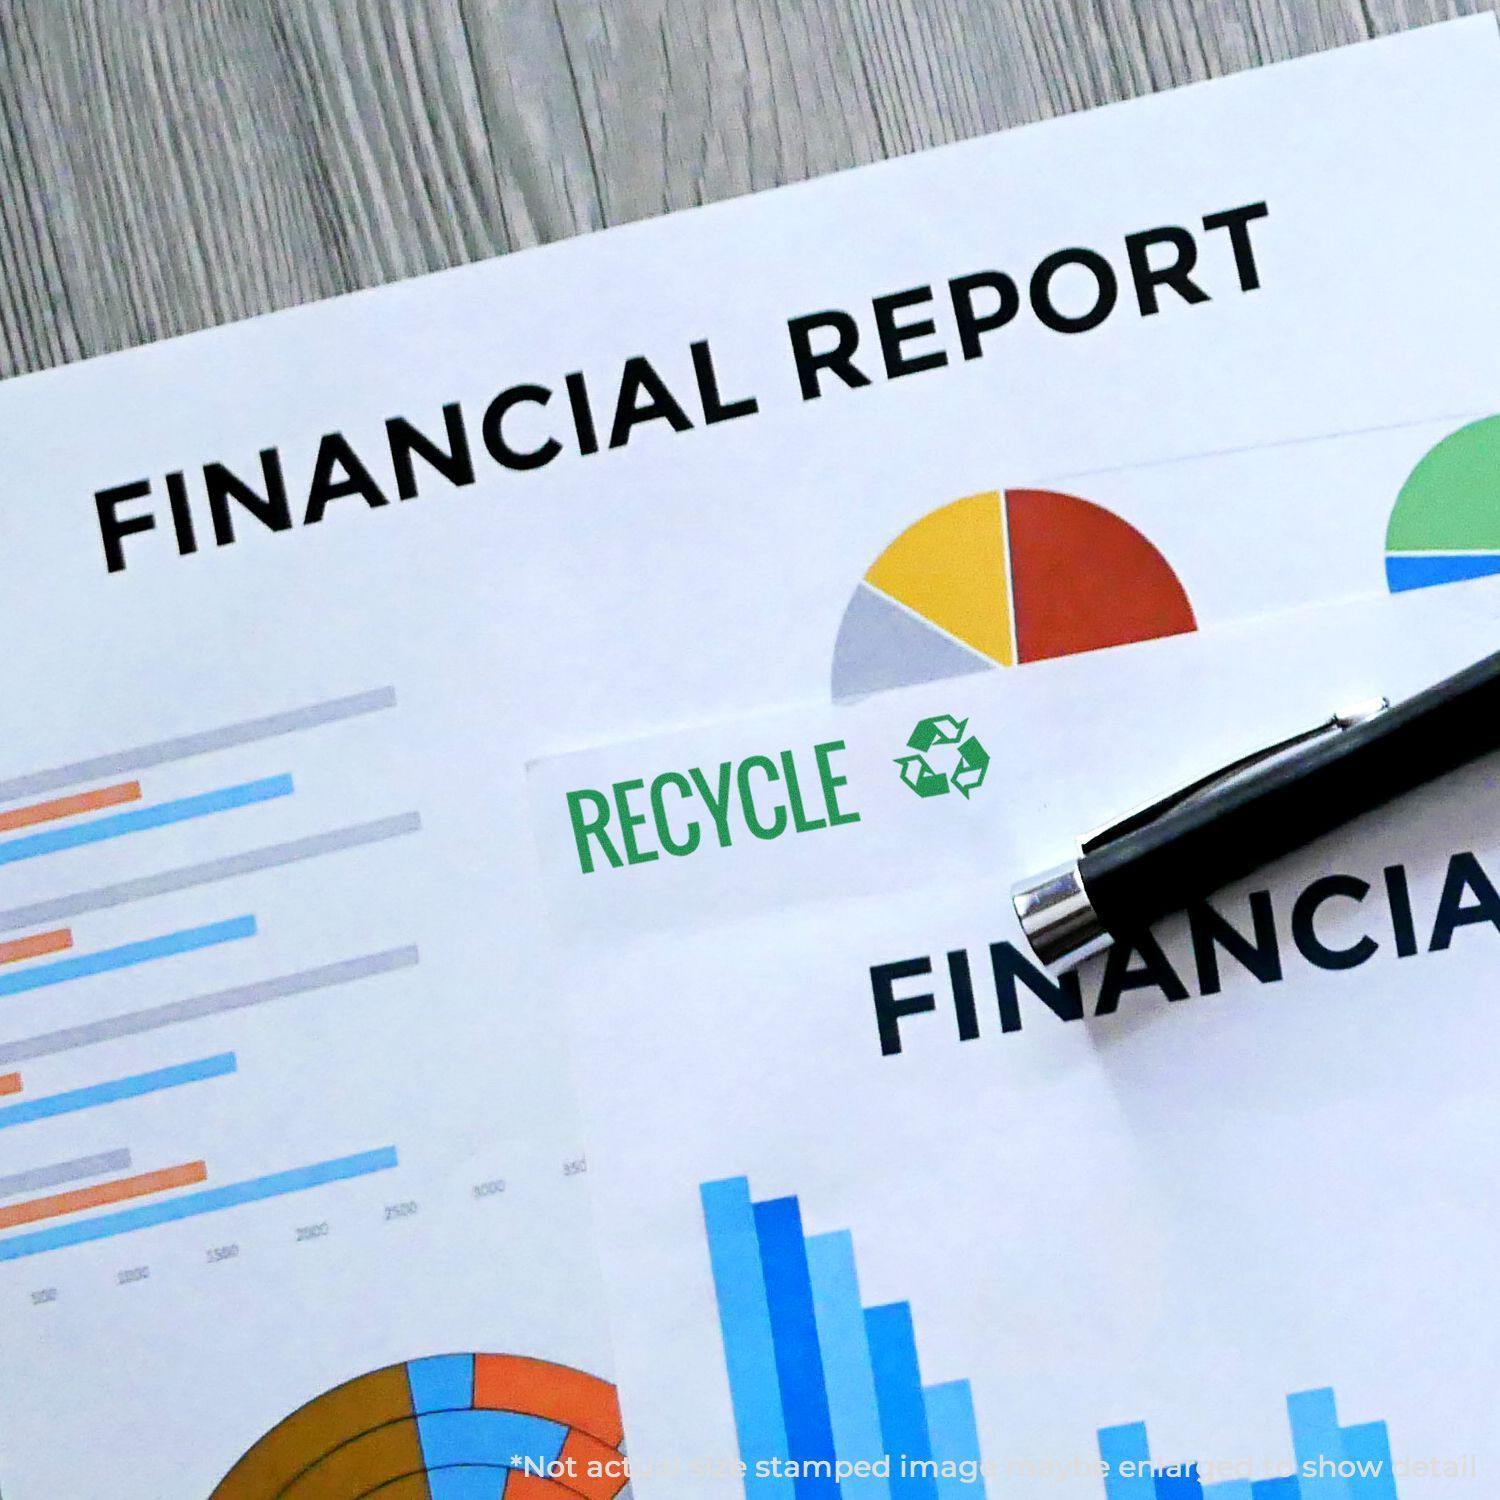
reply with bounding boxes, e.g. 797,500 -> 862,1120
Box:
1011,860 -> 1113,973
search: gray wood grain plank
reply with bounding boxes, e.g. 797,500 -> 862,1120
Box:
268,0 -> 509,276
0,0 -> 1489,380
1,0 -> 343,362
454,0 -> 611,246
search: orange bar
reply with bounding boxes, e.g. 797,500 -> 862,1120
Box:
0,780 -> 142,834
0,929 -> 73,967
0,1073 -> 19,1096
0,1160 -> 206,1231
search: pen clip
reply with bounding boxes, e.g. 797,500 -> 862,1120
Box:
1078,696 -> 1390,856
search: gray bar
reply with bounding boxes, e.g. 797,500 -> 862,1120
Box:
0,947 -> 419,1066
0,812 -> 421,933
0,1149 -> 133,1200
0,687 -> 397,803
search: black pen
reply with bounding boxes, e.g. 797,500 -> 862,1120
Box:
1011,643 -> 1500,974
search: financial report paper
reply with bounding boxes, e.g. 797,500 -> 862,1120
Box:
529,581 -> 1500,1498
3,15 -> 1500,1495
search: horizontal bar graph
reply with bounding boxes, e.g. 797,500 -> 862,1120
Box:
0,1053 -> 236,1130
0,780 -> 141,834
0,688 -> 424,1275
0,813 -> 421,934
0,775 -> 293,867
0,929 -> 73,965
0,946 -> 419,1065
0,1148 -> 133,1200
0,1160 -> 207,1230
0,916 -> 256,1000
0,1147 -> 398,1261
1098,1387 -> 1400,1498
0,687 -> 395,803
702,1176 -> 984,1498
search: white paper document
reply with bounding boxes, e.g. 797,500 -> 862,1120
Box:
529,582 -> 1500,1498
2,15 -> 1500,1496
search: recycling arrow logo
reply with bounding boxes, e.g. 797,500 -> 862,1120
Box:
895,714 -> 991,801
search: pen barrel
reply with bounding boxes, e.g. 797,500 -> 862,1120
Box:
1078,645 -> 1500,935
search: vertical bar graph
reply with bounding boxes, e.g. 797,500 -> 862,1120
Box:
867,1303 -> 937,1500
1097,1388 -> 1400,1497
755,1197 -> 840,1497
701,1179 -> 795,1498
1154,1463 -> 1204,1498
806,1231 -> 890,1500
1288,1389 -> 1347,1500
702,1177 -> 980,1498
1099,1423 -> 1154,1500
922,1382 -> 984,1500
1339,1424 -> 1397,1500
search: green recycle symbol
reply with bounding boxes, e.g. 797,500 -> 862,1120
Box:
895,714 -> 991,800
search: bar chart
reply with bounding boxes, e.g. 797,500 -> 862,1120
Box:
701,1176 -> 985,1498
1098,1387 -> 1399,1498
0,688 -> 418,1267
0,668 -> 615,1498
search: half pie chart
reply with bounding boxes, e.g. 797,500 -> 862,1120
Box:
1386,415 -> 1500,592
211,1352 -> 627,1499
831,488 -> 1196,701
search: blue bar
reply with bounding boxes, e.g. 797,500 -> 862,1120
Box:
0,775 -> 294,866
0,915 -> 257,1001
923,1381 -> 984,1500
1250,1480 -> 1301,1499
1386,552 -> 1500,593
1340,1423 -> 1396,1500
1287,1389 -> 1347,1500
806,1231 -> 891,1500
427,1471 -> 503,1500
866,1303 -> 936,1500
1155,1464 -> 1204,1498
0,1051 -> 235,1131
1201,1483 -> 1255,1499
1099,1424 -> 1156,1500
409,1354 -> 476,1414
0,1146 -> 397,1260
755,1196 -> 841,1498
416,1408 -> 565,1469
700,1179 -> 795,1498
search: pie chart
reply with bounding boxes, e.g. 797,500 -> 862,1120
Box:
211,1352 -> 627,1498
831,488 -> 1196,701
1386,415 -> 1500,592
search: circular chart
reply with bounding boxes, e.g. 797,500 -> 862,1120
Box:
211,1353 -> 627,1499
831,488 -> 1196,701
1386,415 -> 1500,593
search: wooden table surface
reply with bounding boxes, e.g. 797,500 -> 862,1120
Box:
0,0 -> 1480,380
